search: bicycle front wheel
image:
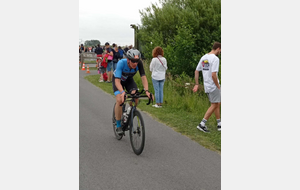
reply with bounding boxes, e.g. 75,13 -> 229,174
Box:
129,109 -> 145,155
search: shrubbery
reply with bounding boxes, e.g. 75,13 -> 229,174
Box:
138,0 -> 221,78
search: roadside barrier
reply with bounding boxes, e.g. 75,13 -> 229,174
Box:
82,63 -> 86,71
86,65 -> 90,73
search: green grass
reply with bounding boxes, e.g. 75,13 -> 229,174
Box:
83,60 -> 221,154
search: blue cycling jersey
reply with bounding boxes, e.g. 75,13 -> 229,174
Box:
113,58 -> 145,81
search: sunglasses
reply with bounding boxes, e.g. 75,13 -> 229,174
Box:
131,59 -> 139,63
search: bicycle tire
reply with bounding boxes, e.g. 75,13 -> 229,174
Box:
112,103 -> 123,140
129,109 -> 145,155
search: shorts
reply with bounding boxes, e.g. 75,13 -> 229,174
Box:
107,61 -> 113,72
113,62 -> 117,71
207,87 -> 221,103
112,76 -> 137,96
100,66 -> 106,74
97,54 -> 102,57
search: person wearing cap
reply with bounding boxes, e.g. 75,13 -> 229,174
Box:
113,49 -> 153,135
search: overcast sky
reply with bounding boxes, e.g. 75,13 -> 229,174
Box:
79,0 -> 161,47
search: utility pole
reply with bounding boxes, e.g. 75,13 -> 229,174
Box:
130,24 -> 139,49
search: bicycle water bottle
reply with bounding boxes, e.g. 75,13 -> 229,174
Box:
123,107 -> 131,124
126,106 -> 132,115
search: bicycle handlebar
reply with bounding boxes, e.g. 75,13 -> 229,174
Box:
120,89 -> 153,106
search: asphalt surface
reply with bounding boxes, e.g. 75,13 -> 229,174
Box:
79,70 -> 221,190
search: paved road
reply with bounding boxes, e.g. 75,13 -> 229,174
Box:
79,70 -> 221,190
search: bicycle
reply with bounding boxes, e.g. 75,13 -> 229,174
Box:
112,89 -> 153,155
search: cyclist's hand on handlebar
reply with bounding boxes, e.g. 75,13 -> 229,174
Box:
146,91 -> 154,101
120,91 -> 126,105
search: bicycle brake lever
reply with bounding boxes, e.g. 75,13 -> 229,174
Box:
146,93 -> 153,105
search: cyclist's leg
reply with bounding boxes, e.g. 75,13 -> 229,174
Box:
124,77 -> 138,105
112,76 -> 123,128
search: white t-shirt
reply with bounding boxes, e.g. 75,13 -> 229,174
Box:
150,56 -> 168,80
196,54 -> 220,93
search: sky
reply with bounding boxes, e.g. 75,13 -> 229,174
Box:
79,0 -> 162,47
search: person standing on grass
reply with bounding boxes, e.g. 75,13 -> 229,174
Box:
95,44 -> 103,68
150,46 -> 168,108
124,45 -> 129,53
193,42 -> 221,132
105,42 -> 114,83
118,46 -> 124,58
80,44 -> 85,53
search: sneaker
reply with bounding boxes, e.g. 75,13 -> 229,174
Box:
105,81 -> 111,83
116,127 -> 124,135
99,80 -> 104,82
197,124 -> 210,133
217,125 -> 221,131
152,104 -> 162,108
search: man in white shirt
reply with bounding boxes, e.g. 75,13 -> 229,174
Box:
193,42 -> 221,132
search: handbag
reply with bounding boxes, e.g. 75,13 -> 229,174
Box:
113,58 -> 118,63
107,55 -> 113,61
157,56 -> 166,70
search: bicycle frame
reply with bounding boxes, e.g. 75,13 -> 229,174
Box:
121,90 -> 152,130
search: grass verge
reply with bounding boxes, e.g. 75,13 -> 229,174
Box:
83,60 -> 221,154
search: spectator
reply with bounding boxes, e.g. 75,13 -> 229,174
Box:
124,45 -> 129,53
95,44 -> 103,68
193,42 -> 221,132
98,57 -> 107,82
80,44 -> 85,53
105,42 -> 114,83
118,46 -> 124,58
113,46 -> 122,71
150,46 -> 168,108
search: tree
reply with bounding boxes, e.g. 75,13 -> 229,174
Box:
84,40 -> 101,47
138,0 -> 221,77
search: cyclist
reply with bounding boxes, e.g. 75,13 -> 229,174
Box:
113,49 -> 152,135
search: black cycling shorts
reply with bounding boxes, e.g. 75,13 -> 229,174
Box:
112,75 -> 137,96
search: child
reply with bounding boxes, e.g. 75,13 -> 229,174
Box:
99,54 -> 108,82
97,57 -> 103,75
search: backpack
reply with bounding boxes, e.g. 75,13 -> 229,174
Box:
103,72 -> 108,81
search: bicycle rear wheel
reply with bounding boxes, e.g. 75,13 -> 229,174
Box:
112,103 -> 123,140
129,109 -> 145,155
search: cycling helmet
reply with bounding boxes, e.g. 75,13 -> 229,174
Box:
126,49 -> 141,61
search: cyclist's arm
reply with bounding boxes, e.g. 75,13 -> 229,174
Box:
137,60 -> 146,77
141,75 -> 152,99
141,75 -> 149,91
137,60 -> 150,92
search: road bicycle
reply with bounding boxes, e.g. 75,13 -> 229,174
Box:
112,89 -> 153,155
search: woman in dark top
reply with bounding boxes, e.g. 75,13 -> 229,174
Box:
113,46 -> 122,72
